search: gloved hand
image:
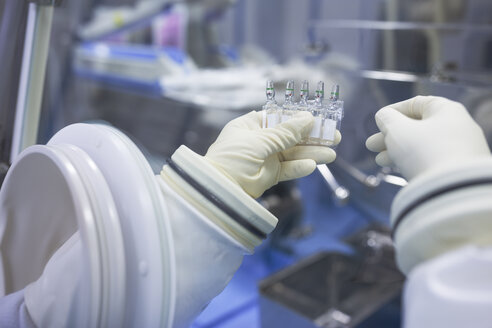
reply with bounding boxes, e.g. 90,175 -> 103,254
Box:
366,96 -> 491,180
205,111 -> 340,198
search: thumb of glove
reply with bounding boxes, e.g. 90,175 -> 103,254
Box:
375,106 -> 411,134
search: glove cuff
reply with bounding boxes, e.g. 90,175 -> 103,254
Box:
391,156 -> 492,274
161,145 -> 278,252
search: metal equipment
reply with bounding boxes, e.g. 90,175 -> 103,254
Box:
259,226 -> 404,328
11,0 -> 62,163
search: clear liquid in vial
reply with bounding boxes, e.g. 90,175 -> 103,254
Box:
263,80 -> 280,128
281,80 -> 296,122
320,85 -> 342,147
306,81 -> 324,145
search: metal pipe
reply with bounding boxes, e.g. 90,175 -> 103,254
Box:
382,174 -> 407,187
10,3 -> 54,162
335,158 -> 408,188
383,0 -> 398,70
0,0 -> 30,175
308,20 -> 492,32
317,164 -> 350,204
335,158 -> 380,188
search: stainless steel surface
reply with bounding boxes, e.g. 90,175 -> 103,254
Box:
259,227 -> 404,327
309,20 -> 492,32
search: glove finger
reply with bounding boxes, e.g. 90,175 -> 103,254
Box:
281,146 -> 336,164
366,132 -> 386,152
387,96 -> 449,120
375,107 -> 412,134
333,130 -> 342,146
279,159 -> 317,181
261,112 -> 314,155
225,111 -> 263,129
375,151 -> 393,167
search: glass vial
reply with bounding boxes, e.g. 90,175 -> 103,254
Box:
321,84 -> 341,147
306,81 -> 324,145
298,80 -> 310,111
263,80 -> 280,128
281,80 -> 296,122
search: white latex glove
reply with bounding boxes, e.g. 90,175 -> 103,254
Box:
205,111 -> 340,198
366,96 -> 491,180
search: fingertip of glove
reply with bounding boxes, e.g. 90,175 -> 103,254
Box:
317,147 -> 336,164
329,148 -> 337,162
293,112 -> 315,134
366,133 -> 379,151
374,106 -> 392,122
334,130 -> 342,146
275,111 -> 314,139
279,159 -> 317,182
289,111 -> 314,126
375,151 -> 392,167
301,159 -> 317,177
306,158 -> 317,171
248,110 -> 263,121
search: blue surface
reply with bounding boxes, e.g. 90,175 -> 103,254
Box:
193,171 -> 387,328
75,43 -> 189,96
80,42 -> 188,64
73,68 -> 164,97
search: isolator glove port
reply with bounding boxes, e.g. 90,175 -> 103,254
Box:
366,95 -> 491,180
205,110 -> 340,198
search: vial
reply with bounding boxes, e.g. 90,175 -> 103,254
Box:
298,80 -> 310,111
297,81 -> 311,145
281,80 -> 296,122
320,84 -> 343,147
332,84 -> 345,122
305,81 -> 324,145
260,80 -> 344,148
262,80 -> 280,128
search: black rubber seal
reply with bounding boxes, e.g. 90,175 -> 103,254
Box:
166,158 -> 267,240
392,178 -> 492,239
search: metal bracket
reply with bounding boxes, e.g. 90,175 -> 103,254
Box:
27,0 -> 62,6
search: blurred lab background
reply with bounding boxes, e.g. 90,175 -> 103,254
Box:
1,0 -> 492,327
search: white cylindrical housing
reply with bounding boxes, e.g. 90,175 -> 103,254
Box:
0,123 -> 273,327
158,177 -> 248,328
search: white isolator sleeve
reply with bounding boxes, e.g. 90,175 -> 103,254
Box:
157,177 -> 246,328
391,157 -> 492,274
159,145 -> 278,328
23,232 -> 86,328
403,246 -> 492,328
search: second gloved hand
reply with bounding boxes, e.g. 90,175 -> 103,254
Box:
205,111 -> 340,198
366,96 -> 491,180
